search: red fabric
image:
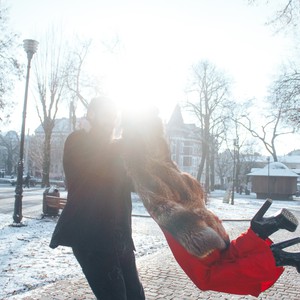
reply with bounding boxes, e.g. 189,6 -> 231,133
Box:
162,228 -> 284,297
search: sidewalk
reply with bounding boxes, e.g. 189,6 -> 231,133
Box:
6,215 -> 300,300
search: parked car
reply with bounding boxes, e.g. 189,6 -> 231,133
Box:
10,176 -> 38,187
49,179 -> 66,189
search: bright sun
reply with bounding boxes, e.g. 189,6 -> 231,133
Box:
103,67 -> 176,122
90,44 -> 180,124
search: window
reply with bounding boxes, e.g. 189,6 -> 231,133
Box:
183,156 -> 192,166
183,147 -> 192,155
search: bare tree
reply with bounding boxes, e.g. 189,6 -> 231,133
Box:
66,39 -> 90,131
216,141 -> 263,191
268,0 -> 300,30
65,35 -> 121,129
66,38 -> 101,130
237,103 -> 294,162
247,1 -> 300,131
67,39 -> 91,108
270,66 -> 300,129
27,134 -> 44,178
248,0 -> 300,32
0,130 -> 19,175
185,60 -> 232,191
33,29 -> 69,187
215,149 -> 232,189
225,101 -> 256,187
0,3 -> 22,125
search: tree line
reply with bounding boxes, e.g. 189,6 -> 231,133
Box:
0,1 -> 299,189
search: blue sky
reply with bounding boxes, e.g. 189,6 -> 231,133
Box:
6,0 -> 299,154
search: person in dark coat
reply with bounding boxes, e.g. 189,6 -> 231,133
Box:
49,97 -> 145,300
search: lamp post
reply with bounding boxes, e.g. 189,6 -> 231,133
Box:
12,39 -> 38,226
231,139 -> 238,205
267,156 -> 270,198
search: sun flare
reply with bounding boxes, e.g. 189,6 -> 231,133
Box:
104,69 -> 175,122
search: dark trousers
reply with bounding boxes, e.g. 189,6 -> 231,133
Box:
72,247 -> 145,300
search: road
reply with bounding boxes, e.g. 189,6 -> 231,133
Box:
2,183 -> 300,221
0,184 -> 67,217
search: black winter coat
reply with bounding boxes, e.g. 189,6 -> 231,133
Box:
49,130 -> 135,252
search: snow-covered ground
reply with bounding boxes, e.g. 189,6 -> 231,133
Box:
1,190 -> 300,299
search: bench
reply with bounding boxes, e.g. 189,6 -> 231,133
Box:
43,195 -> 67,216
45,195 -> 67,209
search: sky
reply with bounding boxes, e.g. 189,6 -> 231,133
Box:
4,0 -> 300,154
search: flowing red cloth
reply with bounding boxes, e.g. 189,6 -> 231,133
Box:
162,228 -> 284,297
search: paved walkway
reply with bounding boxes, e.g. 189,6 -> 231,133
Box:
6,248 -> 300,300
7,218 -> 300,300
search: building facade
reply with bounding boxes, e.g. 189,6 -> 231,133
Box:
165,105 -> 202,178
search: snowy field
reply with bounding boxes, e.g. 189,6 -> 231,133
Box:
1,191 -> 300,299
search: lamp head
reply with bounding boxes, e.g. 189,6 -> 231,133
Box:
23,39 -> 39,60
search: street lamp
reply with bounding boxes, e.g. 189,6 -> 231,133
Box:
12,39 -> 38,226
267,156 -> 270,198
231,139 -> 238,205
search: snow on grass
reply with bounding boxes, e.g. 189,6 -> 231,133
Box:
1,190 -> 300,298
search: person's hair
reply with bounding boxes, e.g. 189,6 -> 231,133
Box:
87,97 -> 117,126
121,108 -> 229,258
121,105 -> 163,139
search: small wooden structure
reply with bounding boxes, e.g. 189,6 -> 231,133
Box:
248,162 -> 299,200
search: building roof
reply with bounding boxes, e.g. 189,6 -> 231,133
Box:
288,149 -> 300,156
166,105 -> 201,141
248,162 -> 299,177
280,155 -> 300,164
167,104 -> 184,128
35,118 -> 71,135
34,117 -> 85,135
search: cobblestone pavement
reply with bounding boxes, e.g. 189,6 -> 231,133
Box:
6,214 -> 300,300
6,247 -> 300,300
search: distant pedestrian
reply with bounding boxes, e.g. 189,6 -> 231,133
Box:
49,97 -> 145,300
239,184 -> 243,194
24,174 -> 30,188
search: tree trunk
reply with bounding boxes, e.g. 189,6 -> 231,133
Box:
42,133 -> 51,187
210,146 -> 215,191
197,143 -> 206,182
235,150 -> 240,188
205,154 -> 210,192
7,152 -> 13,175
